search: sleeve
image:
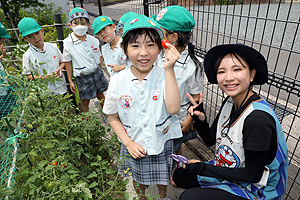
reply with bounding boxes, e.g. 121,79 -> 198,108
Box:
103,82 -> 118,115
243,110 -> 275,151
188,67 -> 204,95
22,54 -> 32,75
57,47 -> 63,63
62,43 -> 72,62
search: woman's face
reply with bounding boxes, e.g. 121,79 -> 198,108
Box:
216,53 -> 256,104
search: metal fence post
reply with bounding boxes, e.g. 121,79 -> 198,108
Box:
80,0 -> 84,8
143,0 -> 149,17
53,14 -> 64,53
97,0 -> 102,16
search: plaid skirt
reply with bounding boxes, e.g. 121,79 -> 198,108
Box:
174,123 -> 199,151
76,67 -> 108,100
119,139 -> 176,186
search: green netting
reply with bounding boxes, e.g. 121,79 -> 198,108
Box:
0,69 -> 20,197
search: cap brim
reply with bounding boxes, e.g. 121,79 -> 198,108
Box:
204,44 -> 268,85
1,34 -> 11,39
21,27 -> 42,37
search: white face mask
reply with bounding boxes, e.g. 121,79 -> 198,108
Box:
72,25 -> 88,36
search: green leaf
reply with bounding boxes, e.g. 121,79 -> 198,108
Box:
17,153 -> 28,161
106,180 -> 114,186
124,178 -> 130,185
90,162 -> 99,166
124,193 -> 129,200
70,174 -> 79,179
88,181 -> 98,188
72,187 -> 80,193
0,188 -> 14,197
73,136 -> 84,143
87,172 -> 97,179
68,170 -> 80,174
38,160 -> 48,167
106,168 -> 116,174
43,68 -> 47,75
29,150 -> 38,157
44,143 -> 54,148
83,188 -> 92,198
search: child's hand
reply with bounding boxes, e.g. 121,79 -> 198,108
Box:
107,64 -> 126,73
163,42 -> 180,69
126,141 -> 146,159
54,68 -> 63,78
187,92 -> 206,122
69,81 -> 77,93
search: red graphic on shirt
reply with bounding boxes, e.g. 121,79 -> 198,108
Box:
54,56 -> 56,59
91,46 -> 94,48
152,95 -> 158,101
92,48 -> 99,53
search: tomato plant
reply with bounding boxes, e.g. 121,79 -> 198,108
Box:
0,74 -> 129,199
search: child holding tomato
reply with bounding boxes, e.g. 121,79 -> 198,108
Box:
103,15 -> 182,200
152,6 -> 204,157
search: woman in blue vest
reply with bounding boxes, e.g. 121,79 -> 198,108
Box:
172,44 -> 289,200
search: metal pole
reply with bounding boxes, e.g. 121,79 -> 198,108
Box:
53,14 -> 64,52
97,0 -> 102,16
143,0 -> 149,17
80,0 -> 84,8
72,0 -> 76,8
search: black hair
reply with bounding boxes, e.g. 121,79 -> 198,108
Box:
121,28 -> 162,55
165,29 -> 203,77
213,52 -> 254,75
71,17 -> 89,24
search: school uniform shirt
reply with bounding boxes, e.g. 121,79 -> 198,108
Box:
22,43 -> 67,95
103,65 -> 182,155
63,32 -> 101,77
101,37 -> 126,77
162,46 -> 204,123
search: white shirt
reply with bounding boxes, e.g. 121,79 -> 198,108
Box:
101,37 -> 126,77
22,43 -> 67,95
63,33 -> 101,77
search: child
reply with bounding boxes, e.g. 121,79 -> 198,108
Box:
93,15 -> 126,77
152,6 -> 204,156
103,15 -> 182,200
173,44 -> 289,200
18,17 -> 67,95
0,22 -> 10,96
117,12 -> 139,37
63,7 -> 108,112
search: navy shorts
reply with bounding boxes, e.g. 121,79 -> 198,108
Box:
76,67 -> 108,100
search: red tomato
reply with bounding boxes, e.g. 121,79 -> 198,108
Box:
162,39 -> 169,49
52,162 -> 58,166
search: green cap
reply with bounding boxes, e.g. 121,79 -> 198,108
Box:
152,6 -> 195,32
18,17 -> 41,37
69,7 -> 89,23
117,12 -> 139,30
92,15 -> 114,35
123,15 -> 163,39
0,23 -> 10,39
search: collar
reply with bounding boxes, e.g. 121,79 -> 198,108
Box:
30,43 -> 46,53
110,37 -> 122,51
162,46 -> 190,68
129,66 -> 149,84
70,32 -> 87,44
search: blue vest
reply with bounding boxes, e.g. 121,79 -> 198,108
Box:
197,98 -> 289,200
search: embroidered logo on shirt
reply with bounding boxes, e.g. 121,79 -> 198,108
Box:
92,47 -> 99,53
151,90 -> 160,101
216,145 -> 240,168
119,95 -> 134,109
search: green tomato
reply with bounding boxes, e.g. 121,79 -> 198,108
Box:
48,182 -> 55,188
20,128 -> 28,133
27,124 -> 33,130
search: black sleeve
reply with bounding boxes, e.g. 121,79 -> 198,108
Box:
192,103 -> 218,147
243,110 -> 276,152
185,148 -> 268,183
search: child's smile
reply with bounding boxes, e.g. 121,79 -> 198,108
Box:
126,33 -> 160,79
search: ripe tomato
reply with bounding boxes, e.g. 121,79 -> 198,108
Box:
60,165 -> 65,168
52,162 -> 58,166
162,39 -> 169,49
